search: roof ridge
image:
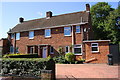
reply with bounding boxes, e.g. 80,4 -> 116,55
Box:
24,10 -> 87,22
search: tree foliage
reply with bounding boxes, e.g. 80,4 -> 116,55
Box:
91,2 -> 120,44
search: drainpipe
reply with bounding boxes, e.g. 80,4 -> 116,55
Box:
72,26 -> 74,53
13,33 -> 16,54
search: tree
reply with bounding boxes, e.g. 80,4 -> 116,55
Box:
90,2 -> 114,40
90,2 -> 120,44
104,4 -> 120,44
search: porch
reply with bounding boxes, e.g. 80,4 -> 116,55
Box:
27,44 -> 50,58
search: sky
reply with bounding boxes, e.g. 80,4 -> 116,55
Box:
0,1 -> 119,39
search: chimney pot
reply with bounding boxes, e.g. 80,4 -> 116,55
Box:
86,4 -> 90,11
46,11 -> 52,18
19,17 -> 24,23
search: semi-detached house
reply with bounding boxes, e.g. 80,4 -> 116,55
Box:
7,4 -> 110,63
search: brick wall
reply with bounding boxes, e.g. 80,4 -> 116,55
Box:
85,41 -> 109,63
10,24 -> 89,55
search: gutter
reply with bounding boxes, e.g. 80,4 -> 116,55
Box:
8,22 -> 88,34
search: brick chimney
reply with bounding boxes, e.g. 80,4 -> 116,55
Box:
86,4 -> 90,12
19,17 -> 24,23
46,11 -> 52,18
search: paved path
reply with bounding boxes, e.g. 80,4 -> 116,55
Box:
56,64 -> 119,79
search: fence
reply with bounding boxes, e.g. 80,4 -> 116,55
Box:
109,43 -> 120,64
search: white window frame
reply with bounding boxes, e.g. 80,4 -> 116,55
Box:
16,33 -> 20,40
45,29 -> 51,37
50,46 -> 54,54
74,45 -> 82,55
91,43 -> 99,53
29,31 -> 34,39
64,27 -> 71,36
65,46 -> 70,54
11,34 -> 14,39
76,26 -> 81,33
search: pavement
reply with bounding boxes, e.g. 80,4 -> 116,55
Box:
56,64 -> 119,80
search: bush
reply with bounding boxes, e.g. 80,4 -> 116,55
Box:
1,58 -> 55,78
53,55 -> 68,64
65,53 -> 75,64
3,53 -> 39,58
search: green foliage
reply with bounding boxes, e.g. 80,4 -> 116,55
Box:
3,53 -> 39,58
58,47 -> 63,55
53,55 -> 67,64
104,9 -> 120,44
91,2 -> 120,44
1,58 -> 55,77
65,53 -> 75,64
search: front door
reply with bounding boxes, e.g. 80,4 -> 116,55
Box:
42,47 -> 47,58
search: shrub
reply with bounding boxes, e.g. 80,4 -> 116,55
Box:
65,52 -> 75,64
1,58 -> 55,78
3,53 -> 39,58
53,55 -> 68,64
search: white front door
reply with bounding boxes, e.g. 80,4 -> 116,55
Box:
42,47 -> 47,58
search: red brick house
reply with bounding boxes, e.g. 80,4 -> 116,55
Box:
7,4 -> 110,63
0,38 -> 10,55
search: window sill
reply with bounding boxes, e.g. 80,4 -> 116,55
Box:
29,38 -> 34,40
64,35 -> 72,37
91,51 -> 99,53
74,54 -> 82,55
75,32 -> 81,34
45,36 -> 51,38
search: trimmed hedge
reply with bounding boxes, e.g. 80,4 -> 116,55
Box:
3,53 -> 39,58
1,58 -> 55,79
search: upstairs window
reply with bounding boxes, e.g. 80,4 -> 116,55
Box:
50,46 -> 54,54
76,26 -> 80,33
29,31 -> 34,39
11,34 -> 14,39
65,46 -> 70,53
64,27 -> 71,36
74,45 -> 82,55
45,29 -> 51,37
16,33 -> 20,40
91,43 -> 99,52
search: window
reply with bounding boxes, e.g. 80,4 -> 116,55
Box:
29,31 -> 34,39
45,29 -> 51,37
64,27 -> 71,36
10,46 -> 14,53
91,43 -> 99,52
11,34 -> 14,39
76,26 -> 80,33
74,45 -> 82,55
16,33 -> 20,40
65,46 -> 70,53
50,46 -> 54,54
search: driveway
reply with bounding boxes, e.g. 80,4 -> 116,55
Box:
56,64 -> 119,79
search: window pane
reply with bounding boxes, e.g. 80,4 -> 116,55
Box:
45,29 -> 51,37
65,46 -> 69,53
76,26 -> 80,33
11,34 -> 14,39
64,27 -> 71,36
74,48 -> 81,54
92,47 -> 98,51
16,33 -> 20,40
92,44 -> 98,46
10,46 -> 14,53
29,31 -> 34,39
51,47 -> 54,53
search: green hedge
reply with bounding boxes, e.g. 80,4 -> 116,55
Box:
1,58 -> 55,79
3,53 -> 39,58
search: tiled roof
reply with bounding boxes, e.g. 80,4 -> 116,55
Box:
10,11 -> 89,33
